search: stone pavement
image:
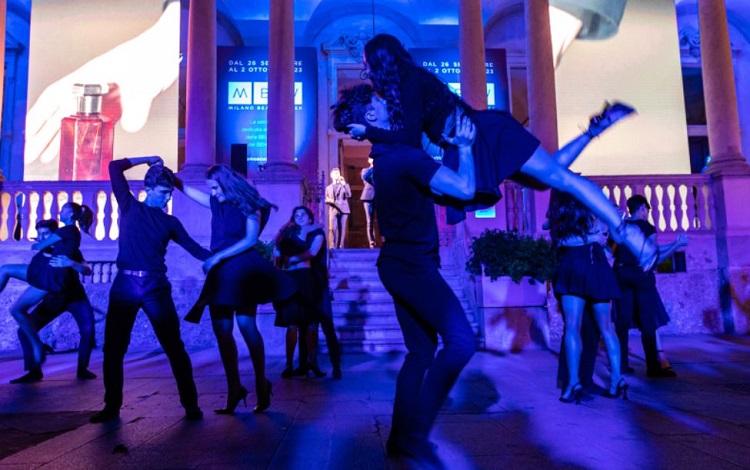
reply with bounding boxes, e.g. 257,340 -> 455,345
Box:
0,334 -> 748,469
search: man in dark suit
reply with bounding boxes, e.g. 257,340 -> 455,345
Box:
325,167 -> 351,249
360,158 -> 377,248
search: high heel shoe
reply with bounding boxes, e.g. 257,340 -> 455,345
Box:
309,364 -> 326,378
214,385 -> 248,415
586,101 -> 636,138
281,366 -> 294,379
606,378 -> 629,400
292,365 -> 309,377
615,222 -> 658,271
559,383 -> 584,404
253,380 -> 273,413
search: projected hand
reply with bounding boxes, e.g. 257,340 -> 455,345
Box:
24,2 -> 180,171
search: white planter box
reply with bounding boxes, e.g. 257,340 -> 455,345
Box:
480,276 -> 547,308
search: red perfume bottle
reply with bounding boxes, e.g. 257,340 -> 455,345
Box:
58,84 -> 115,180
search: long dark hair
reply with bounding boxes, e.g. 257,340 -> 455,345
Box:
364,34 -> 415,130
547,190 -> 595,244
206,164 -> 277,229
63,202 -> 94,234
274,206 -> 314,245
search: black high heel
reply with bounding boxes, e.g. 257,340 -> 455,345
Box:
586,101 -> 636,138
292,365 -> 309,377
606,378 -> 629,400
281,366 -> 294,379
253,380 -> 273,413
560,383 -> 584,404
309,364 -> 326,378
214,385 -> 248,415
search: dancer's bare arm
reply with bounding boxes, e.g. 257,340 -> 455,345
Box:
203,215 -> 259,273
429,111 -> 476,200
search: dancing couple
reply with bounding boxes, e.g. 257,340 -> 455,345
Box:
333,33 -> 648,465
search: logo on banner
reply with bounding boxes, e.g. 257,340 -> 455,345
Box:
228,82 -> 303,106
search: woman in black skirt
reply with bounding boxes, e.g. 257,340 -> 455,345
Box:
179,164 -> 293,414
350,33 -> 656,270
274,206 -> 341,378
548,191 -> 626,402
0,202 -> 93,368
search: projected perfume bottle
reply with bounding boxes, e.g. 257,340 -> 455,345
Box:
58,84 -> 115,180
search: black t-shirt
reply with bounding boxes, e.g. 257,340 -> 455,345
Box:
110,159 -> 211,273
371,143 -> 441,263
615,219 -> 656,267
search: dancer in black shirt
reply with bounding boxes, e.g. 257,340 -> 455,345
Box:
90,157 -> 211,423
333,86 -> 477,465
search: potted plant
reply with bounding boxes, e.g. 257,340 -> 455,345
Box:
466,229 -> 557,352
466,229 -> 556,308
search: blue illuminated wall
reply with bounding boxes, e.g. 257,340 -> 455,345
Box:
216,47 -> 318,166
410,48 -> 509,111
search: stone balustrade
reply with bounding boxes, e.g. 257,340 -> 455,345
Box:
0,181 -> 173,242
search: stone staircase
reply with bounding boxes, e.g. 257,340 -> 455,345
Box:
326,248 -> 478,353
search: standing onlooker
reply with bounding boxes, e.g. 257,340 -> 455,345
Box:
325,168 -> 351,249
360,158 -> 378,248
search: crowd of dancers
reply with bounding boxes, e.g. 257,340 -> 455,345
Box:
0,33 -> 683,467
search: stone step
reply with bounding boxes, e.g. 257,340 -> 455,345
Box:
330,288 -> 469,303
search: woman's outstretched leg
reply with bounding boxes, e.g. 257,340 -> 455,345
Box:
521,147 -> 657,268
10,286 -> 48,368
0,264 -> 28,294
591,302 -> 623,394
236,309 -> 272,411
560,295 -> 585,400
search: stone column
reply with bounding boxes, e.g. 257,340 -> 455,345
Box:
525,0 -> 558,234
699,0 -> 750,334
183,0 -> 216,175
0,0 -> 6,131
459,0 -> 487,110
256,0 -> 303,240
699,0 -> 748,175
175,0 -> 217,241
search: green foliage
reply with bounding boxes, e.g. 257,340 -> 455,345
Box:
466,229 -> 556,284
255,239 -> 275,263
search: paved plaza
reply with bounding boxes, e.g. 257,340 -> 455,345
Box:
0,334 -> 748,469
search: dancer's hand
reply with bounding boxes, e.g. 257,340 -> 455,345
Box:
148,156 -> 164,167
202,255 -> 221,274
49,255 -> 75,268
346,124 -> 366,140
443,110 -> 475,148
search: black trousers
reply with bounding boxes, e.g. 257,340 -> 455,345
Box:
102,273 -> 198,411
614,267 -> 662,373
378,256 -> 476,445
19,296 -> 94,372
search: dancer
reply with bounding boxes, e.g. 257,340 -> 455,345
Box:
90,156 -> 211,423
0,202 -> 93,370
361,158 -> 378,248
548,191 -> 626,402
350,33 -> 656,270
8,219 -> 96,383
333,89 -> 478,464
274,207 -> 341,379
614,195 -> 687,378
178,164 -> 291,414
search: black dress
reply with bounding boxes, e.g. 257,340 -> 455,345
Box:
553,242 -> 621,302
274,227 -> 328,327
185,198 -> 295,322
27,225 -> 81,293
364,66 -> 542,224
